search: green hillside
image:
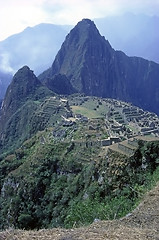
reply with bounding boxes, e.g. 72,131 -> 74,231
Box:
0,119 -> 159,229
1,71 -> 159,230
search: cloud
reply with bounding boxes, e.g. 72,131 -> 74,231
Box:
42,0 -> 95,24
0,53 -> 14,73
0,0 -> 159,40
41,0 -> 159,24
0,0 -> 45,40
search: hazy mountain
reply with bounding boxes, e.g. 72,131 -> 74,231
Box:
94,13 -> 159,63
0,14 -> 158,99
0,13 -> 158,77
39,19 -> 159,115
0,66 -> 54,152
0,23 -> 71,75
0,23 -> 70,99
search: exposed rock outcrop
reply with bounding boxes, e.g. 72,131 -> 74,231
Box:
39,19 -> 159,115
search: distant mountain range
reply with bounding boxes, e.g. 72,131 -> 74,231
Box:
0,24 -> 70,99
0,13 -> 158,99
0,23 -> 70,75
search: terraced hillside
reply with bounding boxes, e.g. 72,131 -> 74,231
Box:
1,91 -> 159,231
109,136 -> 159,156
68,95 -> 159,139
0,117 -> 159,230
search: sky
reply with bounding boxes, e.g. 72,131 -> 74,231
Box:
0,0 -> 159,41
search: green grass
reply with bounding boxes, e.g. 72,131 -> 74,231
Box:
71,106 -> 102,118
71,98 -> 109,119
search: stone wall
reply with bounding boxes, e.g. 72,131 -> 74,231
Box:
118,143 -> 135,155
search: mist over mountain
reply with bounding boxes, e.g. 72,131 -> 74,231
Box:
0,13 -> 158,78
0,23 -> 70,75
0,23 -> 70,99
0,13 -> 158,99
40,18 -> 159,115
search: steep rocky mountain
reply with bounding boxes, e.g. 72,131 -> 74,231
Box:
0,14 -> 158,99
0,14 -> 158,77
39,19 -> 159,115
0,66 -> 57,154
43,73 -> 76,95
0,66 -> 42,126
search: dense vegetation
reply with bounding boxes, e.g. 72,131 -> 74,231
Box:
0,128 -> 159,230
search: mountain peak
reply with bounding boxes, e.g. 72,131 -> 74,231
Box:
39,18 -> 113,95
0,66 -> 42,128
40,18 -> 159,115
81,18 -> 93,23
10,65 -> 42,97
6,65 -> 42,102
69,18 -> 102,39
78,18 -> 96,27
13,65 -> 39,84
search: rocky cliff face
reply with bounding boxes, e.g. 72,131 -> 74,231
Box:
39,19 -> 159,115
43,73 -> 75,94
39,19 -> 114,96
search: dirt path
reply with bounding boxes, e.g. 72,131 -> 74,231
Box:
1,183 -> 159,240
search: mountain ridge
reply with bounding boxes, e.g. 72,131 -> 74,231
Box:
39,19 -> 159,115
0,14 -> 159,99
0,66 -> 42,125
0,66 -> 56,153
95,13 -> 159,64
